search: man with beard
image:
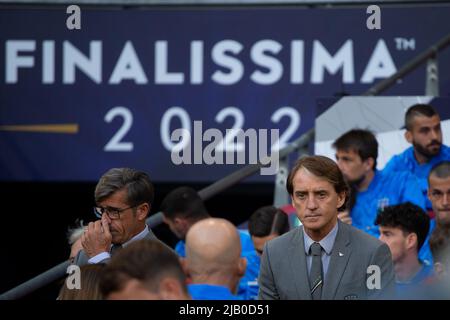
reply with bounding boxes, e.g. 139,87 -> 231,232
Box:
74,168 -> 166,266
384,104 -> 450,210
332,130 -> 428,261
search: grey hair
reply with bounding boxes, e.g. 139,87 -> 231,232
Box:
67,220 -> 86,245
94,168 -> 155,207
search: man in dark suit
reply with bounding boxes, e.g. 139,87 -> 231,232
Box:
258,155 -> 395,300
74,168 -> 160,266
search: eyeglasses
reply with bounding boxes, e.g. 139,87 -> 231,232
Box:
93,204 -> 139,220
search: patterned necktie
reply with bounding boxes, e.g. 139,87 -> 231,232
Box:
309,242 -> 323,300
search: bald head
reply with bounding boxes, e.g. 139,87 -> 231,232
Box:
185,218 -> 242,276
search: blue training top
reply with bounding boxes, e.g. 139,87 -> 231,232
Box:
395,260 -> 435,299
188,284 -> 240,300
351,170 -> 426,237
383,145 -> 450,210
351,169 -> 433,263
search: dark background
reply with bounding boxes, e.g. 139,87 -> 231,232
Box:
0,181 -> 274,299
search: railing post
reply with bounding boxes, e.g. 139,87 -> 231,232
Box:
273,155 -> 289,208
426,54 -> 439,96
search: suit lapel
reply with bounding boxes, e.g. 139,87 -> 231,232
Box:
322,221 -> 352,300
144,226 -> 157,240
288,227 -> 312,300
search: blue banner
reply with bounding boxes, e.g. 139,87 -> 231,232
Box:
1,5 -> 449,181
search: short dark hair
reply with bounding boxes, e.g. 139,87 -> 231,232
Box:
429,161 -> 450,181
100,240 -> 187,297
405,104 -> 439,131
286,155 -> 349,211
248,206 -> 289,237
95,168 -> 154,208
375,202 -> 430,252
160,186 -> 209,220
332,129 -> 378,170
430,225 -> 450,264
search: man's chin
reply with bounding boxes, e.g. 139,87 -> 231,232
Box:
302,219 -> 324,230
427,147 -> 441,156
436,213 -> 450,227
420,144 -> 441,157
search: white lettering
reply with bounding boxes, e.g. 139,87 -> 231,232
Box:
6,40 -> 35,83
291,40 -> 304,84
250,39 -> 283,85
190,41 -> 203,84
155,41 -> 184,84
63,40 -> 102,84
211,40 -> 244,85
42,40 -> 55,84
361,39 -> 396,83
311,40 -> 354,84
109,41 -> 148,84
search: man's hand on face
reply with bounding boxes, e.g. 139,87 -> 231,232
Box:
81,217 -> 113,258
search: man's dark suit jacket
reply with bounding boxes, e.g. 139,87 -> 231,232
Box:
258,220 -> 395,300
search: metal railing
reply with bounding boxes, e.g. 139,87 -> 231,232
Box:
363,33 -> 450,96
1,30 -> 449,300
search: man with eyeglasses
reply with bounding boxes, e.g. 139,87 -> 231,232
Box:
74,168 -> 163,266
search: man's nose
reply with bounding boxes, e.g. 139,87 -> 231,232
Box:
102,212 -> 111,223
430,129 -> 439,141
442,193 -> 450,206
306,196 -> 318,210
336,161 -> 346,173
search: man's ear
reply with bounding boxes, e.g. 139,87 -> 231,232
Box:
336,191 -> 346,210
174,216 -> 184,226
405,130 -> 413,144
238,257 -> 247,278
434,262 -> 445,277
364,157 -> 375,171
136,203 -> 150,221
159,278 -> 185,300
406,233 -> 418,251
179,257 -> 190,279
427,188 -> 433,203
175,217 -> 191,236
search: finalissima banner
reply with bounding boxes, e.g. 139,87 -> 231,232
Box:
1,5 -> 450,181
